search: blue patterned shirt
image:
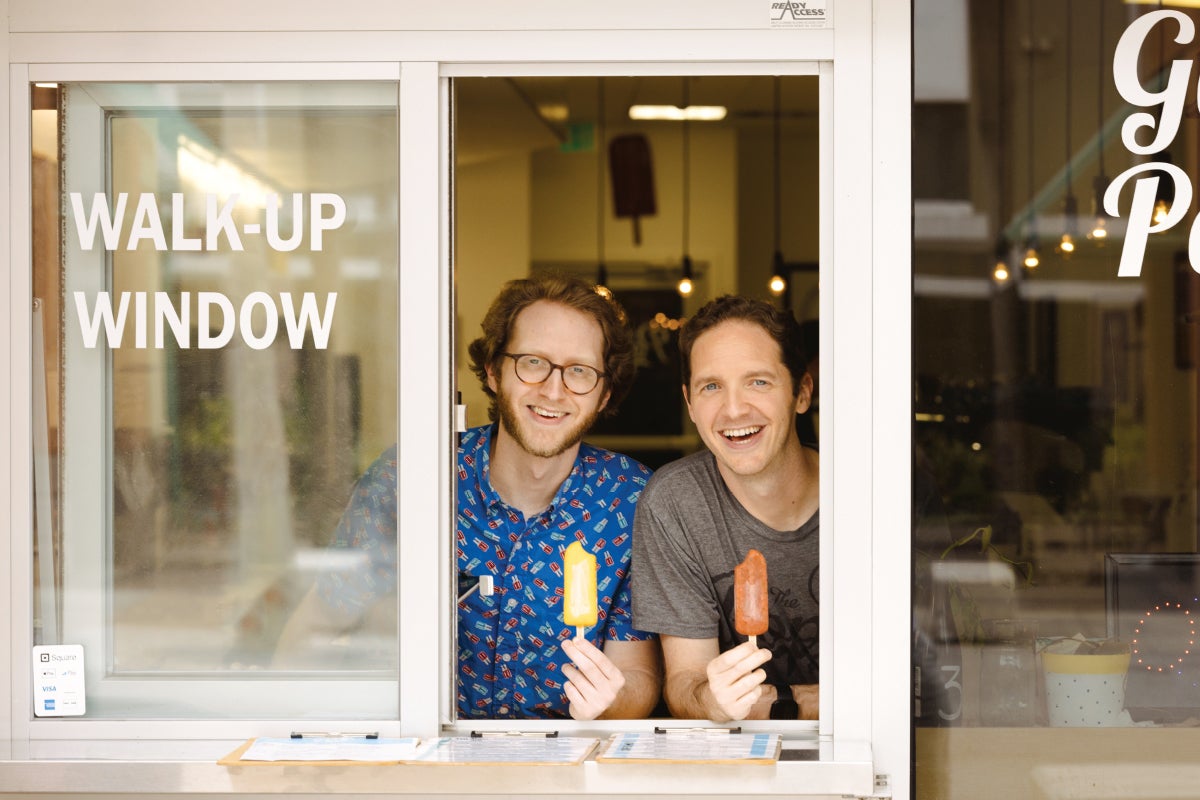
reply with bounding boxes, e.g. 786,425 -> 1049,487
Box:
456,424 -> 654,718
317,424 -> 654,719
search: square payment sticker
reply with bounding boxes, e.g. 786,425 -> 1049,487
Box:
32,645 -> 86,717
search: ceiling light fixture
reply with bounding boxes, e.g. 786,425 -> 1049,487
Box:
1090,4 -> 1110,243
594,78 -> 612,300
677,77 -> 695,297
1152,1 -> 1175,227
1058,0 -> 1077,259
1023,0 -> 1040,271
628,104 -> 727,122
768,76 -> 787,298
993,0 -> 1012,285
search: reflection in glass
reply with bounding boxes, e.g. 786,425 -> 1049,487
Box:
914,2 -> 1200,793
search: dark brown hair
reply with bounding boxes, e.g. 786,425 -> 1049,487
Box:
679,295 -> 808,397
467,273 -> 634,421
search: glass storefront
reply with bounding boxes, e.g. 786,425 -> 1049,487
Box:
915,0 -> 1200,794
3,5 -> 901,794
32,82 -> 400,718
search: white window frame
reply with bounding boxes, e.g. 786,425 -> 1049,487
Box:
2,2 -> 912,795
10,62 -> 410,747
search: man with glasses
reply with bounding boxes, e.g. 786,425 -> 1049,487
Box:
278,274 -> 661,721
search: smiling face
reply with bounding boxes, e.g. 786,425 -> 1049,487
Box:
685,319 -> 812,484
487,300 -> 611,459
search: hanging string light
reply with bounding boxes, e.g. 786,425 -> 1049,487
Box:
1023,0 -> 1040,270
677,76 -> 695,297
1058,0 -> 1077,258
1089,3 -> 1110,243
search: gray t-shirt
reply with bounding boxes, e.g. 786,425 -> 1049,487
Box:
632,450 -> 819,688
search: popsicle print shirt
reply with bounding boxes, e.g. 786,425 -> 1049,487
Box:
456,423 -> 655,719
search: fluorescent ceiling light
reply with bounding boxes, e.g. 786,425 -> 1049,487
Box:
537,103 -> 569,123
34,83 -> 59,89
1124,0 -> 1200,6
628,105 -> 727,122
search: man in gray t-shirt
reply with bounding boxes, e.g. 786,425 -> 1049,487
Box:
632,296 -> 818,722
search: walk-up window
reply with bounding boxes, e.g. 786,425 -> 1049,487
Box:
32,81 -> 400,719
5,3 -> 910,794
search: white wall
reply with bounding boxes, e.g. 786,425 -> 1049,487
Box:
456,152 -> 532,429
530,123 -> 738,303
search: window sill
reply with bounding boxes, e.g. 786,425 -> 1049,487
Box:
0,739 -> 875,797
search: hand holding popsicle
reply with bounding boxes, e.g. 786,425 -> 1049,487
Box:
734,549 -> 769,648
563,541 -> 598,639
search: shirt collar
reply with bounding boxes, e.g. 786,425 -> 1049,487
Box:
471,423 -> 587,520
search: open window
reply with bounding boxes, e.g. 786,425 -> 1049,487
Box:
448,71 -> 826,729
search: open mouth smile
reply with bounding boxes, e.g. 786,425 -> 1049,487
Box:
720,425 -> 762,443
530,405 -> 567,420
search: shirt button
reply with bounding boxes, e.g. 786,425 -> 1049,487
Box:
498,706 -> 509,715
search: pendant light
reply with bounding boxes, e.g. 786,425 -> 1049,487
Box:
768,76 -> 787,297
594,78 -> 613,300
1058,0 -> 1077,258
1151,1 -> 1174,226
677,76 -> 694,297
993,0 -> 1011,284
1023,0 -> 1040,271
1089,3 -> 1110,243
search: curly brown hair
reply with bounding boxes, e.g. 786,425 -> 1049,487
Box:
467,273 -> 635,421
679,295 -> 808,398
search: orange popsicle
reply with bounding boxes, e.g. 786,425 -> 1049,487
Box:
563,541 -> 598,637
734,549 -> 769,646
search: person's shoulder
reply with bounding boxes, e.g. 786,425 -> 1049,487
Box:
458,424 -> 493,458
651,449 -> 713,481
642,450 -> 714,498
578,441 -> 653,480
361,443 -> 398,478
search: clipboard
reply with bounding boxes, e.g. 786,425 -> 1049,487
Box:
218,736 -> 420,766
595,730 -> 782,764
401,735 -> 599,766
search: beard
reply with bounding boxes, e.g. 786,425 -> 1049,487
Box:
494,379 -> 604,459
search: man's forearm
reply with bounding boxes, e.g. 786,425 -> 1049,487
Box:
665,674 -> 777,721
599,666 -> 661,719
667,671 -> 758,722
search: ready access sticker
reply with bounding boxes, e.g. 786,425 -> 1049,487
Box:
32,645 -> 86,717
770,0 -> 830,29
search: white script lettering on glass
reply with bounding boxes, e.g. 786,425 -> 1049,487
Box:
68,192 -> 347,252
73,291 -> 338,351
1110,10 -> 1199,277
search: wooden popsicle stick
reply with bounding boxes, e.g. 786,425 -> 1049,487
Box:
749,634 -> 757,649
576,626 -> 586,640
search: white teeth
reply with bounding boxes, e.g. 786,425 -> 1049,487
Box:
532,406 -> 565,419
722,426 -> 762,439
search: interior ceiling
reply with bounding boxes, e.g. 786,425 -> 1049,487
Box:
175,75 -> 818,189
455,75 -> 818,167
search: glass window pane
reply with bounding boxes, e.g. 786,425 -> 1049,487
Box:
914,0 -> 1200,793
33,82 -> 399,718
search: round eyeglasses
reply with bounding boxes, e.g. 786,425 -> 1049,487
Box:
501,353 -> 606,395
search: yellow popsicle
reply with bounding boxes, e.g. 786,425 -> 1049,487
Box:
563,541 -> 598,636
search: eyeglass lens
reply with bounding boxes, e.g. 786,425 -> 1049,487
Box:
511,354 -> 600,394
